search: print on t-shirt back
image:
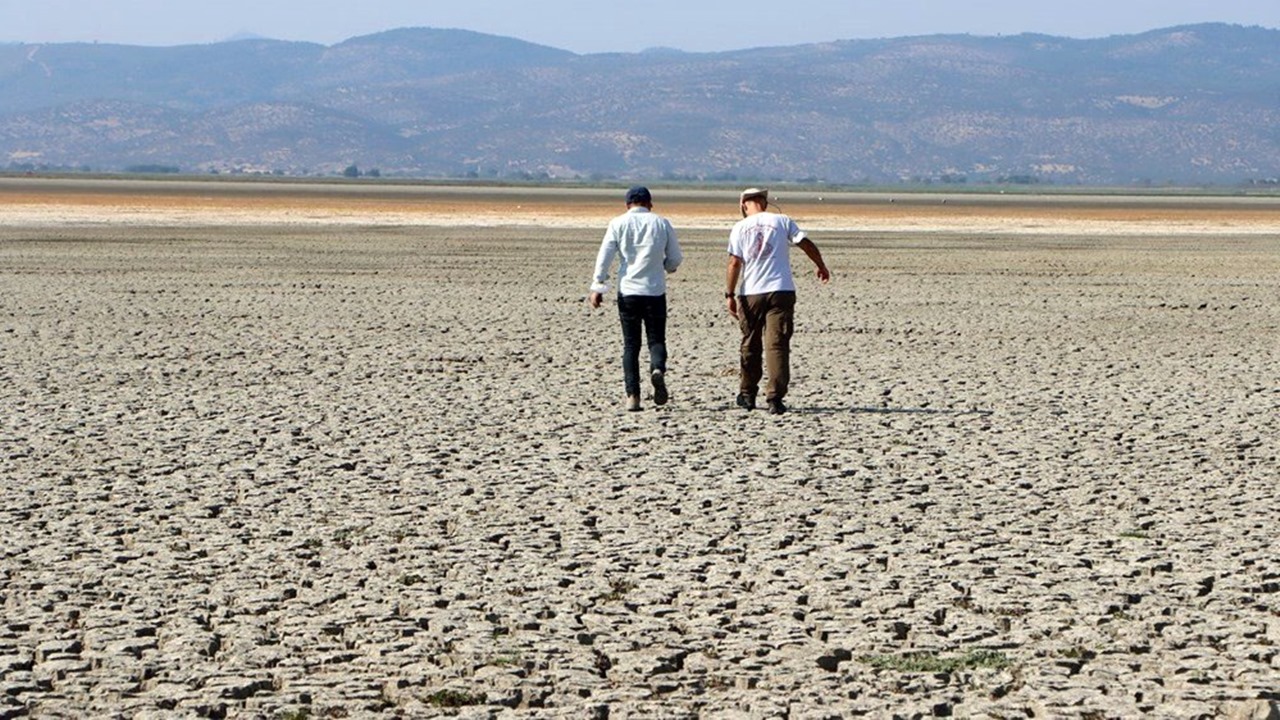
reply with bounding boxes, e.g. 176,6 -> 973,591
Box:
749,224 -> 770,262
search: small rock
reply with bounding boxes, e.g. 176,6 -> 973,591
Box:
817,648 -> 853,672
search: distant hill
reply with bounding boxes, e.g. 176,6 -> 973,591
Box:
1,24 -> 1278,185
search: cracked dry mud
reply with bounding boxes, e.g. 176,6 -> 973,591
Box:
2,183 -> 1278,718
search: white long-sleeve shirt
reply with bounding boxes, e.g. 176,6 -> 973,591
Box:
590,207 -> 683,296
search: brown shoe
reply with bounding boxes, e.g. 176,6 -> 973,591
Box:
626,395 -> 642,412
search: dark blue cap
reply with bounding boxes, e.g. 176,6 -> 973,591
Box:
625,186 -> 652,205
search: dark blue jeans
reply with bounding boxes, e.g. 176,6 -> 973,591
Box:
617,294 -> 667,397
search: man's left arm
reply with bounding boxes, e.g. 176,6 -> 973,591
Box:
663,221 -> 683,273
797,237 -> 831,283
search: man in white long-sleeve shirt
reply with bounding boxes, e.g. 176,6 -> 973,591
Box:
589,186 -> 684,411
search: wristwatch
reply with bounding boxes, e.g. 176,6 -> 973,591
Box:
724,292 -> 734,299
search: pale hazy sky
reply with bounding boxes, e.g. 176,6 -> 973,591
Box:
2,0 -> 1278,53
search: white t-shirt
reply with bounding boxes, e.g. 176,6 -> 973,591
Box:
727,211 -> 807,295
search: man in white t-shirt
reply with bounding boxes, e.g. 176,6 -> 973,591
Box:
725,188 -> 830,414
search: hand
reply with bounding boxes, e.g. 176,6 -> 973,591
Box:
816,266 -> 831,283
589,292 -> 603,309
726,295 -> 738,319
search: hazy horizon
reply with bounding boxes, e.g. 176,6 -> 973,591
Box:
2,0 -> 1278,54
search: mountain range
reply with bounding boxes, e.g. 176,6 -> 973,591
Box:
2,24 -> 1278,186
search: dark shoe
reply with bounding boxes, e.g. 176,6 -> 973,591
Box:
735,393 -> 756,410
626,395 -> 642,412
767,398 -> 787,415
651,369 -> 668,406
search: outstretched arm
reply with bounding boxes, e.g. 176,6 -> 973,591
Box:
797,238 -> 830,283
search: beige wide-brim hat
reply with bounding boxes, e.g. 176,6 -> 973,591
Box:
739,187 -> 768,202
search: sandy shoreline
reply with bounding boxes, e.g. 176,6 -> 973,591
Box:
2,181 -> 1278,717
4,177 -> 1280,235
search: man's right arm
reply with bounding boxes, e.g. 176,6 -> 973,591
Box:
590,225 -> 618,295
725,254 -> 743,319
